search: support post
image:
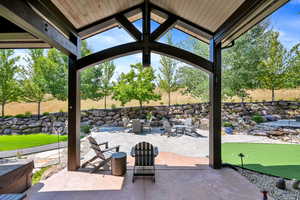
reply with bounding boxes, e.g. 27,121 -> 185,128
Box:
142,0 -> 151,66
68,35 -> 81,171
209,39 -> 222,169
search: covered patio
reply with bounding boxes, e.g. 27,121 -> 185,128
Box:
0,0 -> 288,199
25,152 -> 262,200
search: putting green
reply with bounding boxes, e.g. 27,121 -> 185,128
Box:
0,134 -> 68,151
222,143 -> 300,180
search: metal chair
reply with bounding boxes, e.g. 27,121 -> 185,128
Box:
131,142 -> 158,183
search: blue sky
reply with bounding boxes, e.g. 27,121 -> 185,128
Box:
14,0 -> 300,77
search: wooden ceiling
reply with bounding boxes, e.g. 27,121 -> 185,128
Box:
51,0 -> 244,32
51,0 -> 143,29
0,0 -> 288,49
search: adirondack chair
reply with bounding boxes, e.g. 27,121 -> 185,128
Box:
82,136 -> 120,173
131,142 -> 158,183
184,118 -> 197,135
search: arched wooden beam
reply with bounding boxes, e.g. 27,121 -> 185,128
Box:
75,41 -> 213,73
149,41 -> 213,73
75,41 -> 143,71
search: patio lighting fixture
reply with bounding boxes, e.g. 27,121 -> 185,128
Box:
238,153 -> 245,168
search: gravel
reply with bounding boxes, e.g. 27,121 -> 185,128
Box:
236,167 -> 300,200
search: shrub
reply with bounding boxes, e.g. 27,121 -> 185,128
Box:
223,122 -> 233,127
15,114 -> 25,118
24,111 -> 32,117
59,109 -> 64,113
43,112 -> 50,115
251,115 -> 265,123
111,104 -> 117,109
81,125 -> 91,134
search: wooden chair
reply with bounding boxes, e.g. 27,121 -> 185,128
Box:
131,142 -> 158,183
82,136 -> 120,173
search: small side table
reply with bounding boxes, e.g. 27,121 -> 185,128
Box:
111,152 -> 127,176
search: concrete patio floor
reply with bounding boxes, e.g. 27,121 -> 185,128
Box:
25,152 -> 263,200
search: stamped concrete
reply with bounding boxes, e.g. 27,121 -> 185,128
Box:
26,153 -> 262,200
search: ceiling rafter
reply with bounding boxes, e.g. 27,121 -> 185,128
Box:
115,14 -> 142,41
0,0 -> 77,56
213,0 -> 265,44
150,14 -> 177,41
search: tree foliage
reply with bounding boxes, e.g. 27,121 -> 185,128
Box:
258,31 -> 291,101
21,49 -> 51,117
0,50 -> 21,116
222,21 -> 270,101
81,61 -> 115,109
177,66 -> 209,101
112,63 -> 161,108
158,33 -> 180,106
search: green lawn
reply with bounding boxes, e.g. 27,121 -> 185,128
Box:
222,143 -> 300,180
0,134 -> 68,151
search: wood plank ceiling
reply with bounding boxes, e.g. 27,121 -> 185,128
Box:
51,0 -> 244,32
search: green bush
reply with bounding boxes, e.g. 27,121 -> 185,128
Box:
2,115 -> 13,118
251,115 -> 265,123
81,125 -> 91,134
43,112 -> 50,115
111,104 -> 117,109
24,111 -> 32,117
223,122 -> 233,127
15,114 -> 25,118
59,109 -> 64,113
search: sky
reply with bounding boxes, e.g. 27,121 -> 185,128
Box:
14,0 -> 300,77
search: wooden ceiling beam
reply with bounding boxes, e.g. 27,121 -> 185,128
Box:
150,15 -> 177,41
149,3 -> 213,41
27,0 -> 77,37
78,3 -> 143,39
0,0 -> 78,56
115,14 -> 142,41
214,0 -> 265,44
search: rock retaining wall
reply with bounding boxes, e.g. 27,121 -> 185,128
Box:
0,101 -> 299,135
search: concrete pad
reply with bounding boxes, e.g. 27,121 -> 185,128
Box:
26,153 -> 262,200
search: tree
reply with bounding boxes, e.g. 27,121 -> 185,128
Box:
101,61 -> 115,109
258,31 -> 290,101
287,43 -> 300,88
42,48 -> 68,101
177,66 -> 209,101
0,50 -> 21,116
158,33 -> 180,106
177,38 -> 209,102
222,21 -> 270,101
44,40 -> 92,101
21,49 -> 50,117
112,63 -> 161,109
81,61 -> 115,110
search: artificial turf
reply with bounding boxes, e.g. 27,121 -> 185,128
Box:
0,134 -> 68,151
222,143 -> 300,180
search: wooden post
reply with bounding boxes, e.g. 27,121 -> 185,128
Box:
209,39 -> 222,169
142,0 -> 151,66
68,35 -> 81,171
